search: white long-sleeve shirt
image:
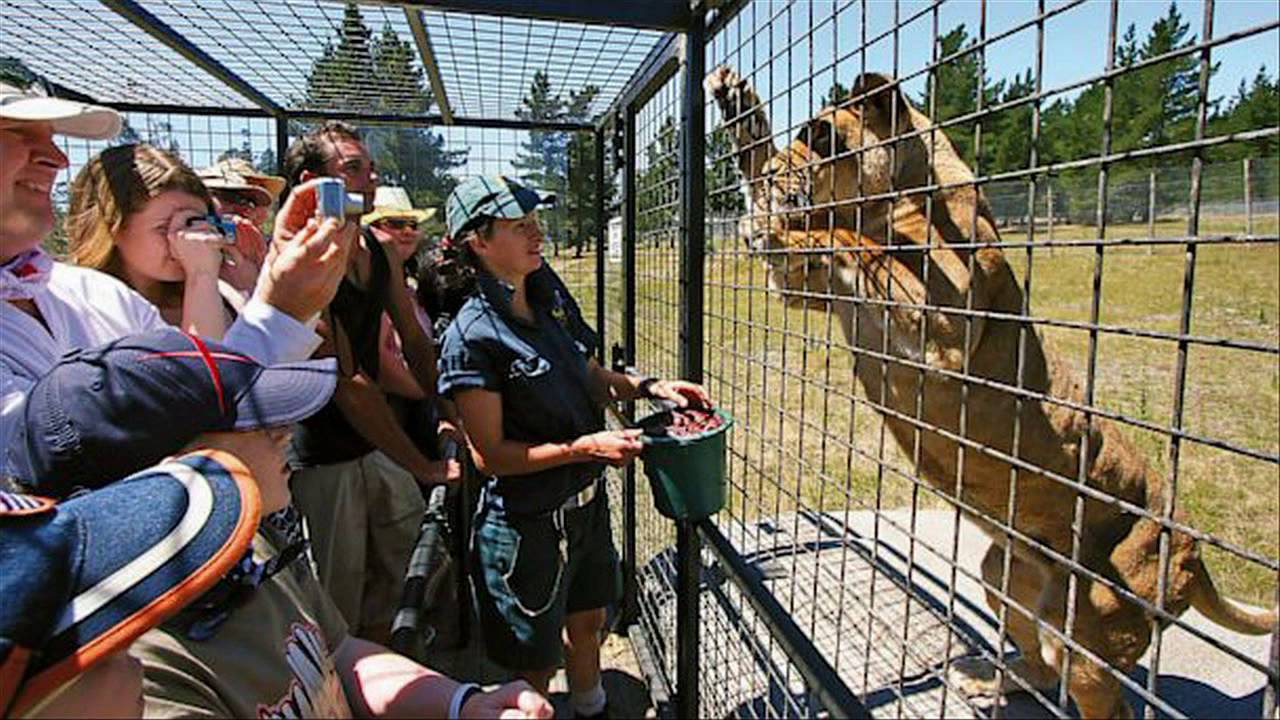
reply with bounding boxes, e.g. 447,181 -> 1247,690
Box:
1,263 -> 322,481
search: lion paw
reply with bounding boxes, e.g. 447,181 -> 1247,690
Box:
704,64 -> 741,99
947,656 -> 1006,707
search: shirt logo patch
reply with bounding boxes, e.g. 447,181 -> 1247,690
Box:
508,356 -> 551,380
256,621 -> 351,719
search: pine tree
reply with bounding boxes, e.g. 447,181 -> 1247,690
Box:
305,2 -> 378,111
512,71 -> 605,252
563,85 -> 602,256
300,2 -> 464,237
636,115 -> 680,244
513,71 -> 567,193
823,81 -> 850,108
707,125 -> 745,221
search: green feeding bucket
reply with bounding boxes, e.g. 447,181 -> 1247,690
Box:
637,407 -> 734,521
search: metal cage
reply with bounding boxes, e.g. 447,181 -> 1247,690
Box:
5,1 -> 1277,718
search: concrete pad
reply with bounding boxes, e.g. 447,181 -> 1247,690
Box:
630,509 -> 1276,718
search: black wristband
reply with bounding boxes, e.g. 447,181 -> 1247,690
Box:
636,377 -> 660,399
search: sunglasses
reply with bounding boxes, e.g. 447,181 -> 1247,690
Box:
211,190 -> 268,210
380,218 -> 419,231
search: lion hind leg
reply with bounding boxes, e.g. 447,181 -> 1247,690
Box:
949,545 -> 1061,705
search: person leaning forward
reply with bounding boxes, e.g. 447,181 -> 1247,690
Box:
280,122 -> 449,645
438,175 -> 711,719
0,62 -> 355,483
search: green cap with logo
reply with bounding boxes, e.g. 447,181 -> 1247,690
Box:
446,175 -> 556,237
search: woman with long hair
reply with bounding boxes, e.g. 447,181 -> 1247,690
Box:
66,143 -> 231,337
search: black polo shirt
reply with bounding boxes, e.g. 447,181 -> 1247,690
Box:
438,263 -> 603,514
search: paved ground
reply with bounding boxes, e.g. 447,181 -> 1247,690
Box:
625,509 -> 1275,718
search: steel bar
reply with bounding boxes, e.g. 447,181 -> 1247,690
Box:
403,8 -> 453,124
674,9 -> 707,716
699,519 -> 870,719
275,115 -> 289,180
98,0 -> 282,115
357,0 -> 691,31
594,128 -> 606,360
621,103 -> 640,636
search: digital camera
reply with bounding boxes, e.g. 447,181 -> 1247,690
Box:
315,177 -> 367,221
208,215 -> 238,245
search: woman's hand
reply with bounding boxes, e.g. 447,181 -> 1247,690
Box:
168,218 -> 225,280
461,680 -> 553,719
644,379 -> 712,409
571,429 -> 645,467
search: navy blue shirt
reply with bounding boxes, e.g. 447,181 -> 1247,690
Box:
438,264 -> 603,515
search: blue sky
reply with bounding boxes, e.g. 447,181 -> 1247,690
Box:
707,0 -> 1279,136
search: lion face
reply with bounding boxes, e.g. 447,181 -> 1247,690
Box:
751,101 -> 919,252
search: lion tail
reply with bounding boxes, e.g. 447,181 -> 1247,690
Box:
1188,559 -> 1277,635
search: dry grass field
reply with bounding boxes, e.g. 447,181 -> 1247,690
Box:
549,213 -> 1279,605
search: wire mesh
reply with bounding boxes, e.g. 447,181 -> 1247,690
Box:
627,72 -> 685,700
627,0 -> 1279,718
422,8 -> 665,121
2,0 -> 258,109
0,0 -> 667,121
11,0 -> 1279,716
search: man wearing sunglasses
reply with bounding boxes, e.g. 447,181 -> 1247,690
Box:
281,124 -> 451,646
198,158 -> 287,294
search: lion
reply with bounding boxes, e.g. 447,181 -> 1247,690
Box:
705,64 -> 1276,719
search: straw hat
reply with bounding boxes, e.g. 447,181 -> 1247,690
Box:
197,158 -> 286,204
362,186 -> 437,225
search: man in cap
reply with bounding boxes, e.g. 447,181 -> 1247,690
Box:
197,157 -> 286,293
198,156 -> 285,228
0,60 -> 356,482
1,449 -> 262,718
281,124 -> 452,644
19,327 -> 552,719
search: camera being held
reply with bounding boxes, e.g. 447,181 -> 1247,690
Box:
316,177 -> 368,222
170,213 -> 237,247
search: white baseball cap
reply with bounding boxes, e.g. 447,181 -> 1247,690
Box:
0,61 -> 121,140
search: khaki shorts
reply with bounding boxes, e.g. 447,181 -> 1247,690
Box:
291,451 -> 426,642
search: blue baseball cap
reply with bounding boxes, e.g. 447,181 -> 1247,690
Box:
21,328 -> 337,496
0,449 -> 260,716
445,175 -> 555,237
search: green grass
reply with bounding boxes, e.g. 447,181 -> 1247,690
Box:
548,216 -> 1279,604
